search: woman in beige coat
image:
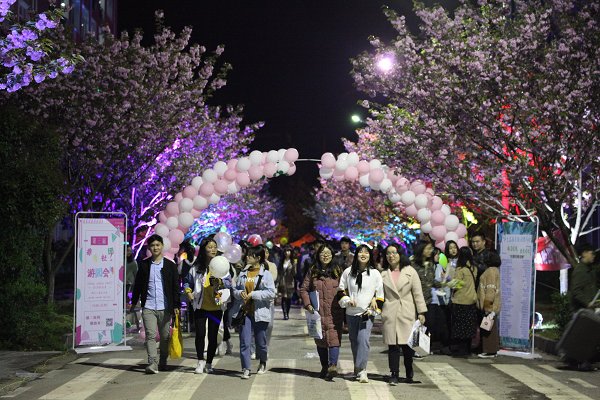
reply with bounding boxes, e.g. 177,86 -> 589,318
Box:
477,250 -> 501,358
381,244 -> 427,385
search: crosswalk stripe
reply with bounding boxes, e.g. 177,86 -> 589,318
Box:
143,358 -> 218,400
70,357 -> 90,364
416,362 -> 493,400
248,359 -> 295,400
0,386 -> 31,398
569,378 -> 597,389
493,365 -> 593,399
338,359 -> 393,400
39,358 -> 141,400
538,364 -> 561,373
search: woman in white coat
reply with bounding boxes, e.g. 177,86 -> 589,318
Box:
380,244 -> 427,385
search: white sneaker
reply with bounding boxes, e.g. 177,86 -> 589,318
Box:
477,353 -> 497,359
257,363 -> 266,375
358,370 -> 369,383
195,360 -> 206,374
205,363 -> 214,373
241,369 -> 251,379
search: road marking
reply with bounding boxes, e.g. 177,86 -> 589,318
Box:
0,386 -> 31,398
416,362 -> 493,400
568,378 -> 597,389
248,359 -> 295,400
143,358 -> 218,400
40,358 -> 141,400
493,364 -> 593,399
70,357 -> 90,364
538,364 -> 561,373
338,359 -> 392,400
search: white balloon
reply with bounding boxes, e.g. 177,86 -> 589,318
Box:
267,150 -> 279,163
193,195 -> 208,210
236,157 -> 251,171
161,237 -> 172,254
319,167 -> 334,179
335,158 -> 348,171
338,152 -> 348,161
347,152 -> 359,166
178,212 -> 195,228
379,178 -> 392,193
388,190 -> 402,203
249,150 -> 263,165
445,231 -> 459,243
359,173 -> 370,187
179,198 -> 193,213
202,168 -> 218,183
444,214 -> 460,231
370,181 -> 381,191
417,208 -> 431,223
166,216 -> 179,229
155,223 -> 169,237
441,204 -> 451,216
276,160 -> 290,174
209,255 -> 230,278
277,148 -> 287,160
208,193 -> 221,205
227,181 -> 239,194
369,159 -> 382,170
414,193 -> 429,209
421,222 -> 433,233
401,190 -> 416,205
191,176 -> 203,189
213,161 -> 228,177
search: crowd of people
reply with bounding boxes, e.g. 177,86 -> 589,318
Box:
128,231 -> 598,381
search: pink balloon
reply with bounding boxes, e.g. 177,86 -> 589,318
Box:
321,153 -> 336,169
425,188 -> 435,197
287,163 -> 296,175
199,182 -> 214,197
431,210 -> 446,226
405,204 -> 418,217
168,229 -> 184,246
457,238 -> 469,248
357,160 -> 370,175
431,225 -> 448,241
174,192 -> 183,202
165,201 -> 179,216
388,170 -> 400,185
396,177 -> 409,187
213,179 -> 229,195
248,165 -> 263,180
412,183 -> 427,195
430,196 -> 443,211
333,169 -> 345,181
396,185 -> 409,194
227,159 -> 238,170
183,185 -> 197,199
344,166 -> 359,180
369,168 -> 384,183
236,172 -> 251,187
263,162 -> 277,177
191,209 -> 201,218
158,211 -> 167,223
284,148 -> 299,162
435,240 -> 446,252
224,168 -> 238,181
455,223 -> 467,238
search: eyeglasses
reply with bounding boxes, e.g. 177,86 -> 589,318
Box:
386,252 -> 399,256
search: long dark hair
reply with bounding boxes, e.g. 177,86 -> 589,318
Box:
310,244 -> 342,280
381,244 -> 405,270
194,237 -> 216,274
456,246 -> 474,269
350,244 -> 375,291
412,241 -> 433,266
278,245 -> 294,275
444,240 -> 459,260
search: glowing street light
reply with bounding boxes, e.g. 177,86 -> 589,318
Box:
351,114 -> 362,123
376,56 -> 394,73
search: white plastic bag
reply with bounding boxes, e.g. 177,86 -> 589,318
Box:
408,320 -> 430,357
306,311 -> 323,339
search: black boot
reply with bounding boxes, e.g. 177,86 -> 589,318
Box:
402,364 -> 414,383
389,371 -> 399,386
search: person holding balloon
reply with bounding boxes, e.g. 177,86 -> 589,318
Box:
232,245 -> 276,379
430,248 -> 452,355
183,237 -> 232,375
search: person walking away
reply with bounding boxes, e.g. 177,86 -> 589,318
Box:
278,246 -> 297,320
299,244 -> 345,380
477,250 -> 501,358
381,244 -> 427,385
450,247 -> 479,356
130,234 -> 180,374
232,246 -> 276,379
338,244 -> 384,383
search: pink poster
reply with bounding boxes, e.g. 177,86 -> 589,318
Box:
75,217 -> 126,347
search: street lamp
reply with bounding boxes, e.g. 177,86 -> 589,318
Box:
351,114 -> 362,123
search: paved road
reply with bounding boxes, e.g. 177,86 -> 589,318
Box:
2,307 -> 598,400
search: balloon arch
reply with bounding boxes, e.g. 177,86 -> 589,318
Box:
153,148 -> 467,260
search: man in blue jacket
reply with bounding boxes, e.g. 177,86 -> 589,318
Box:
131,234 -> 181,374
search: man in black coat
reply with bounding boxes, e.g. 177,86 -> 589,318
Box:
131,234 -> 180,374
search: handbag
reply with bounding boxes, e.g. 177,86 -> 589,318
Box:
480,312 -> 495,331
232,274 -> 263,329
168,313 -> 183,359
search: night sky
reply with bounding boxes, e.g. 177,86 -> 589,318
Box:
118,1 -> 459,234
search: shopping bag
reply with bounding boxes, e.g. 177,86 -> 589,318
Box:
306,311 -> 323,339
408,321 -> 430,357
169,314 -> 183,359
480,313 -> 495,332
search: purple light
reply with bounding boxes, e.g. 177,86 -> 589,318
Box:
376,56 -> 394,73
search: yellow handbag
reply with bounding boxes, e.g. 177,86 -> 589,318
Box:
169,313 -> 183,359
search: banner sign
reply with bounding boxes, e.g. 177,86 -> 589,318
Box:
75,216 -> 126,348
497,221 -> 538,353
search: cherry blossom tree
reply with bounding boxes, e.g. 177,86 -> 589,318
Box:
351,0 -> 599,264
5,14 -> 264,300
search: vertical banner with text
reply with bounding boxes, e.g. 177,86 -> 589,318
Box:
75,216 -> 126,348
497,220 -> 538,353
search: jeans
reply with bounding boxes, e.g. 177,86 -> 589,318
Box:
194,309 -> 223,363
347,315 -> 373,371
239,315 -> 269,370
317,346 -> 340,368
142,308 -> 172,365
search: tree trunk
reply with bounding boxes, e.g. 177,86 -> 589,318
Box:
43,230 -> 74,304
